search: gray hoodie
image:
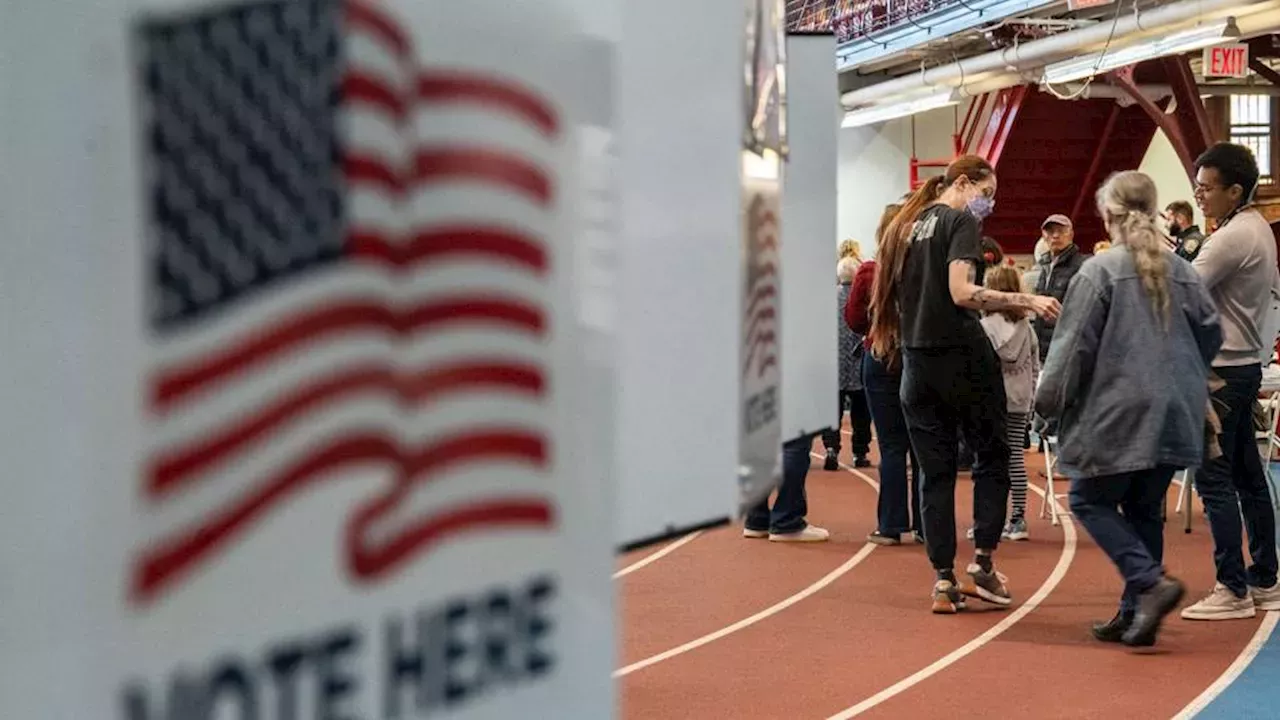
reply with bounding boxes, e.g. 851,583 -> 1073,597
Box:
981,314 -> 1039,414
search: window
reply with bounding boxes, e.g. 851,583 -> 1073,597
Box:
1229,95 -> 1274,186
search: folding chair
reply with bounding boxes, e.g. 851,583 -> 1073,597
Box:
1174,468 -> 1194,533
1037,435 -> 1069,526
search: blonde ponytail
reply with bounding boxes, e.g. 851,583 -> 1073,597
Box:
1095,172 -> 1171,327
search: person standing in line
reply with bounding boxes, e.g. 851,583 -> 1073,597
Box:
870,155 -> 1060,613
823,257 -> 872,470
1164,200 -> 1207,262
966,265 -> 1038,543
1181,142 -> 1280,620
1037,171 -> 1221,647
743,433 -> 830,543
1032,214 -> 1087,364
846,202 -> 922,545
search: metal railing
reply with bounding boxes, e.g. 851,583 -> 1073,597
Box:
787,0 -> 973,45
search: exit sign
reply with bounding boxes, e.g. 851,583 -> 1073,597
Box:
1204,43 -> 1250,78
1068,0 -> 1114,8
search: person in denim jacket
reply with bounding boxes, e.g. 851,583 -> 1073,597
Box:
1036,171 -> 1222,648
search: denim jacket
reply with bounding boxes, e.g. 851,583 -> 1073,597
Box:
1034,250 -> 1222,478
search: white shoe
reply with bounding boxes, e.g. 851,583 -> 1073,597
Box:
1251,582 -> 1280,611
743,527 -> 768,539
770,524 -> 830,543
1181,583 -> 1257,620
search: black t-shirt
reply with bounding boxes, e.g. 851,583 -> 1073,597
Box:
899,204 -> 987,348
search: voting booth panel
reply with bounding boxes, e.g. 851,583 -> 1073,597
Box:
0,1 -> 615,718
779,32 -> 840,444
613,0 -> 748,547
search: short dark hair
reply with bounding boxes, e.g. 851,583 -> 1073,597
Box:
1195,142 -> 1260,201
1165,200 -> 1194,220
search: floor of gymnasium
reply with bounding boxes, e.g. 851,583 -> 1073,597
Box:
614,432 -> 1280,719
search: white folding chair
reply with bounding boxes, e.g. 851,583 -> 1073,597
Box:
1174,468 -> 1194,533
1038,435 -> 1069,526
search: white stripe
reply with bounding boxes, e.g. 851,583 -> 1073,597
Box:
614,544 -> 877,678
614,461 -> 880,676
346,185 -> 551,244
824,481 -> 1077,719
613,531 -> 705,580
150,262 -> 546,366
148,332 -> 545,452
1171,612 -> 1280,720
412,107 -> 555,167
144,405 -> 548,541
345,31 -> 405,90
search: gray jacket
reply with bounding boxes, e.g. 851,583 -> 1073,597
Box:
1034,250 -> 1222,478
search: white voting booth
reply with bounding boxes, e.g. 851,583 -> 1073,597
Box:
1,1 -> 615,718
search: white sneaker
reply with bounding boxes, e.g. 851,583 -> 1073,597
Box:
743,527 -> 768,539
770,524 -> 830,543
1181,583 -> 1257,620
1251,582 -> 1280,611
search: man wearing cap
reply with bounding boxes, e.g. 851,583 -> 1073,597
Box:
1031,214 -> 1086,363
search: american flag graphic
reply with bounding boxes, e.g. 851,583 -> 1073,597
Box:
130,0 -> 559,606
743,193 -> 779,379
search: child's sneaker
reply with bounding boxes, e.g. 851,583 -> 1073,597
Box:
1003,517 -> 1029,541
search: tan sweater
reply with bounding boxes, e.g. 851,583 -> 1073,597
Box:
1191,208 -> 1280,367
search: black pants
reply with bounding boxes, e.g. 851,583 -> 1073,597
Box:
1195,363 -> 1278,596
863,352 -> 920,536
1070,465 -> 1176,614
901,341 -> 1010,570
822,389 -> 872,459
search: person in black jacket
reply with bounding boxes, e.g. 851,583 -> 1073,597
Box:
1164,200 -> 1206,262
1032,214 -> 1087,363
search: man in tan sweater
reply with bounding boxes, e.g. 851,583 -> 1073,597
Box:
1182,142 -> 1280,621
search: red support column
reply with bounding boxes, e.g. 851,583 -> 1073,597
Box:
1071,103 -> 1120,221
1161,55 -> 1215,157
1108,67 -> 1198,179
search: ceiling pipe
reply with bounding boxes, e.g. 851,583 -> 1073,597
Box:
1069,83 -> 1280,98
840,0 -> 1280,109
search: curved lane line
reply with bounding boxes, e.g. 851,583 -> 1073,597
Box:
824,481 -> 1078,719
1171,611 -> 1280,720
613,530 -> 705,580
613,456 -> 880,677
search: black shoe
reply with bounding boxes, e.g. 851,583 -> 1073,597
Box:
823,450 -> 839,471
854,455 -> 872,468
1091,610 -> 1134,643
1122,576 -> 1185,647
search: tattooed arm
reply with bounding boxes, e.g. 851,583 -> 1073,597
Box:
948,260 -> 1061,319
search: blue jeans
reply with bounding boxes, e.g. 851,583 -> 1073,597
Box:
1195,363 -> 1278,596
863,352 -> 920,536
1070,465 -> 1176,614
745,435 -> 814,534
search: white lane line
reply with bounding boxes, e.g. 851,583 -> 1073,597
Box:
613,530 -> 705,580
614,458 -> 881,678
824,481 -> 1078,719
1171,611 -> 1280,720
812,452 -> 881,491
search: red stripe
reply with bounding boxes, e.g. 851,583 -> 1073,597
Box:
345,0 -> 410,58
341,72 -> 405,122
347,498 -> 553,581
417,72 -> 559,137
742,329 -> 777,377
129,430 -> 547,605
152,298 -> 545,411
344,153 -> 403,194
148,360 -> 545,496
745,283 -> 777,321
757,355 -> 778,378
348,226 -> 547,273
745,307 -> 776,344
414,148 -> 552,206
343,149 -> 554,205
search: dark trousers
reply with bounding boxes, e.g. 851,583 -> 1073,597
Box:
822,389 -> 872,458
1195,363 -> 1278,596
863,352 -> 920,536
745,434 -> 814,534
901,341 -> 1010,570
1070,465 -> 1176,614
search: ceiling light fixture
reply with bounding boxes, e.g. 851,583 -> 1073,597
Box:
841,90 -> 961,128
1041,18 -> 1241,85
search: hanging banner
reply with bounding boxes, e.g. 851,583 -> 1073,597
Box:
83,1 -> 614,718
739,0 -> 787,513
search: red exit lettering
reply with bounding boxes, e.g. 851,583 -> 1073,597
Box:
1206,45 -> 1249,78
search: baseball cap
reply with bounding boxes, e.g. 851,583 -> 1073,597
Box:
1042,214 -> 1073,230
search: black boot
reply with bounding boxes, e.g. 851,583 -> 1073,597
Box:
1122,576 -> 1186,647
1091,610 -> 1134,643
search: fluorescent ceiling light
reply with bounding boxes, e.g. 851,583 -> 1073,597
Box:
1042,19 -> 1241,85
842,90 -> 960,128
